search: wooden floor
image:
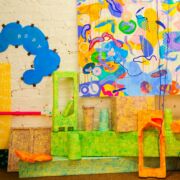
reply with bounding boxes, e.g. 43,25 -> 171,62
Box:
0,170 -> 180,180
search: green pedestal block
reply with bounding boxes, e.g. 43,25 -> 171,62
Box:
18,157 -> 180,178
51,130 -> 180,158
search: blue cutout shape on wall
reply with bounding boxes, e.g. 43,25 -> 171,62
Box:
0,21 -> 61,86
140,35 -> 153,57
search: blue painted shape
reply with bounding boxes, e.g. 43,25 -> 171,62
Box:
125,61 -> 142,76
114,65 -> 126,78
140,36 -> 153,57
0,33 -> 8,52
34,50 -> 60,76
106,0 -> 123,18
81,24 -> 91,41
1,22 -> 23,46
22,69 -> 43,85
95,20 -> 115,33
83,63 -> 95,74
22,26 -> 49,55
0,22 -> 61,85
78,26 -> 83,38
159,45 -> 166,59
102,41 -> 128,64
176,65 -> 180,72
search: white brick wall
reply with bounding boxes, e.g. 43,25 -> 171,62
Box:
0,0 -> 112,128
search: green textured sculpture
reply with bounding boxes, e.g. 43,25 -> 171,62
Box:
52,71 -> 78,132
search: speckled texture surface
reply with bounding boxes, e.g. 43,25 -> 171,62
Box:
51,130 -> 180,157
8,128 -> 51,172
18,157 -> 180,178
51,109 -> 180,158
112,96 -> 155,132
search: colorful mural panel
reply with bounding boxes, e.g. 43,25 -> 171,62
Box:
77,0 -> 180,97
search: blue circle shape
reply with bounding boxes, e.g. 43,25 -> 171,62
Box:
0,33 -> 8,52
22,69 -> 43,85
34,50 -> 60,76
22,26 -> 49,55
1,22 -> 23,46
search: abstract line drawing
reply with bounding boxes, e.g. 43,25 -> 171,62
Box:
77,0 -> 180,97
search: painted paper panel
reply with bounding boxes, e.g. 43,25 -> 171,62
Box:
77,0 -> 180,97
0,63 -> 11,149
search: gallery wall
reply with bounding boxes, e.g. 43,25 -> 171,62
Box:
0,0 -> 179,129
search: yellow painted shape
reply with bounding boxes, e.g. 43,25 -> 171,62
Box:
162,3 -> 178,16
144,8 -> 158,47
0,63 -> 11,149
94,24 -> 113,34
142,58 -> 150,65
78,3 -> 108,22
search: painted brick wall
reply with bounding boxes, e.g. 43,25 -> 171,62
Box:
0,0 -> 112,128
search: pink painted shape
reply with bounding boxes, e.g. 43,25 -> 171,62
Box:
0,111 -> 41,116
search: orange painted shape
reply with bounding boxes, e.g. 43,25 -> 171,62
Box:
138,110 -> 166,178
171,120 -> 180,133
15,150 -> 52,163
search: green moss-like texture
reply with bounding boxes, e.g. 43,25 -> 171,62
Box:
19,157 -> 180,178
51,109 -> 180,158
51,130 -> 180,157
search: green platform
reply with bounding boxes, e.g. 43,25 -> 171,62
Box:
51,130 -> 180,157
19,157 -> 180,178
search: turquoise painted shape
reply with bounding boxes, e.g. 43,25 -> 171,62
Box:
99,108 -> 109,131
52,71 -> 78,132
18,157 -> 180,178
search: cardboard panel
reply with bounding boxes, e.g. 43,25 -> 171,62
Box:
8,128 -> 51,172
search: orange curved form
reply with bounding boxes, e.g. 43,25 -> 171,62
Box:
15,150 -> 52,163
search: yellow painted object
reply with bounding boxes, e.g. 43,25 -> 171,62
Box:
0,63 -> 11,149
138,110 -> 166,178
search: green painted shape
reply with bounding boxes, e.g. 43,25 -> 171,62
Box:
19,157 -> 180,178
67,132 -> 81,160
119,20 -> 137,34
62,99 -> 74,117
51,110 -> 180,157
91,51 -> 106,63
52,71 -> 78,132
99,108 -> 109,131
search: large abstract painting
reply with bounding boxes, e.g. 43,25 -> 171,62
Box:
77,0 -> 180,97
